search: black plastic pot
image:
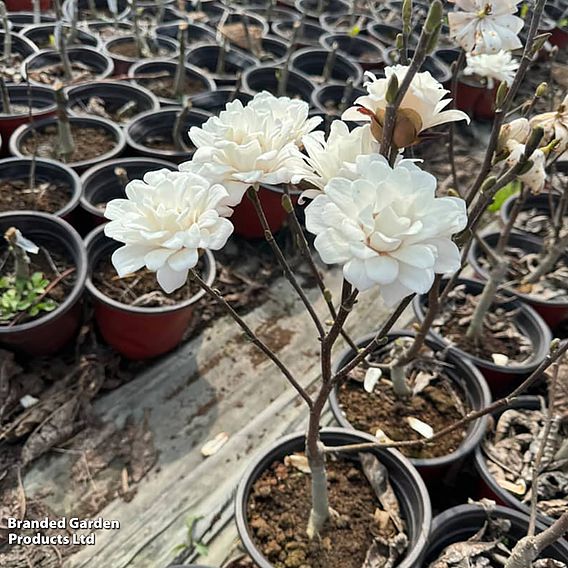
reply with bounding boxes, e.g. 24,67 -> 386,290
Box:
186,43 -> 258,86
20,23 -> 100,49
469,231 -> 568,331
10,115 -> 126,172
84,224 -> 215,360
155,21 -> 216,45
413,278 -> 552,397
290,47 -> 363,85
212,11 -> 269,44
124,107 -> 210,163
104,35 -> 179,75
0,32 -> 38,80
329,330 -> 491,480
189,88 -> 254,114
86,20 -> 134,41
295,0 -> 350,20
174,0 -> 225,22
62,0 -> 130,21
6,12 -> 55,32
320,11 -> 372,34
367,22 -> 419,48
22,47 -> 114,87
0,84 -> 56,152
0,156 -> 81,220
501,192 -> 561,238
128,59 -> 216,106
80,156 -> 177,227
256,34 -> 288,64
248,4 -> 299,26
235,428 -> 432,568
320,32 -> 386,70
66,80 -> 160,125
473,397 -> 561,527
0,211 -> 87,356
134,4 -> 181,24
272,20 -> 325,48
242,64 -> 315,103
311,83 -> 366,117
425,503 -> 568,563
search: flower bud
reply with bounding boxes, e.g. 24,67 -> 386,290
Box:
425,0 -> 443,34
386,73 -> 399,104
536,82 -> 548,97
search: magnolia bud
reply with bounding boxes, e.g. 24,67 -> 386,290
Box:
524,126 -> 544,157
281,194 -> 294,214
480,176 -> 497,195
386,73 -> 399,104
535,82 -> 548,97
396,33 -> 404,51
425,0 -> 443,34
403,0 -> 412,35
495,82 -> 508,109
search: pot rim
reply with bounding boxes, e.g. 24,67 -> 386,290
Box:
103,35 -> 180,65
0,156 -> 82,218
79,156 -> 177,217
9,114 -> 127,170
413,277 -> 553,374
21,46 -> 114,87
470,230 -> 568,308
289,46 -> 364,85
241,63 -> 316,97
319,31 -> 387,61
0,84 -> 56,119
235,427 -> 431,568
329,328 -> 492,468
19,22 -> 102,48
0,30 -> 39,55
0,211 -> 87,334
84,223 -> 216,315
127,59 -> 217,105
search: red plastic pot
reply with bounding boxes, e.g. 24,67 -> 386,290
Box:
231,185 -> 298,239
469,231 -> 568,331
413,278 -> 552,398
5,0 -> 51,11
456,80 -> 497,120
84,225 -> 216,360
0,85 -> 56,153
0,212 -> 87,356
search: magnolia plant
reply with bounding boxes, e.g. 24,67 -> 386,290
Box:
104,0 -> 567,564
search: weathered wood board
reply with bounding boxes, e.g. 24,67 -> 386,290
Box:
22,269 -> 411,568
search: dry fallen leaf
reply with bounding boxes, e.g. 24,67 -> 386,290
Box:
284,453 -> 311,474
492,353 -> 510,366
200,432 -> 229,457
406,417 -> 434,439
374,429 -> 395,444
364,368 -> 382,393
412,371 -> 434,396
496,478 -> 527,496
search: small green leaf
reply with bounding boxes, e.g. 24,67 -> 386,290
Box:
487,180 -> 521,212
195,542 -> 209,556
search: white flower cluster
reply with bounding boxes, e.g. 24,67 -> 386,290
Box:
463,50 -> 520,89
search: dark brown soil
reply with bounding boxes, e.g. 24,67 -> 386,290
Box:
27,62 -> 101,86
0,179 -> 72,214
221,23 -> 263,51
139,75 -> 207,99
0,245 -> 74,326
92,255 -> 204,308
19,124 -> 117,164
337,377 -> 469,459
108,40 -> 174,59
248,456 -> 402,568
141,135 -> 193,153
70,97 -> 140,124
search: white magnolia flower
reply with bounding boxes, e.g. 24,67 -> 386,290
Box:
499,117 -> 530,150
180,91 -> 320,213
506,143 -> 547,194
342,68 -> 469,148
298,121 -> 380,201
448,0 -> 524,55
530,94 -> 568,154
104,169 -> 234,294
463,50 -> 519,89
304,155 -> 467,306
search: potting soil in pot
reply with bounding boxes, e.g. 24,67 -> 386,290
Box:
1,55 -> 25,84
432,284 -> 532,364
0,240 -> 76,326
248,453 -> 409,568
92,256 -> 205,308
138,76 -> 208,100
338,340 -> 471,459
108,41 -> 173,59
428,510 -> 567,567
19,124 -> 117,164
0,177 -> 72,214
482,403 -> 568,520
70,97 -> 141,124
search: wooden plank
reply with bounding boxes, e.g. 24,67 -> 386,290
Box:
21,269 -> 411,567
